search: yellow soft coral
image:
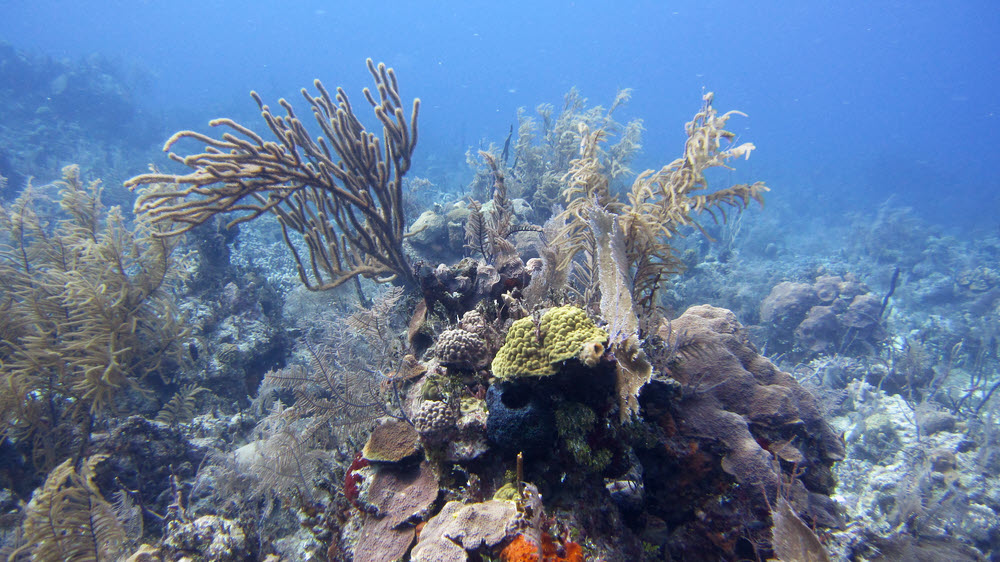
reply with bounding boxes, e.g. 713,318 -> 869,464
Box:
491,306 -> 608,379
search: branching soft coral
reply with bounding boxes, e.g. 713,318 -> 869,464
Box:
9,455 -> 129,561
125,59 -> 419,291
0,166 -> 189,470
555,92 -> 767,315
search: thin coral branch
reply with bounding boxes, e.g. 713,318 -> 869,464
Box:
556,93 -> 767,314
126,59 -> 419,291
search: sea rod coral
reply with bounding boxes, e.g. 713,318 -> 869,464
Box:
554,92 -> 769,315
125,59 -> 419,291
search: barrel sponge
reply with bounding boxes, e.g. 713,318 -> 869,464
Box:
491,306 -> 608,379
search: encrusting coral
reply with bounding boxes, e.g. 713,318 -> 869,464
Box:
349,459 -> 439,562
411,500 -> 517,560
500,532 -> 585,562
410,482 -> 546,562
361,417 -> 420,463
358,461 -> 438,526
491,305 -> 608,379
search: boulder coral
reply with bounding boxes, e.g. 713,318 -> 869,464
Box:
638,305 -> 846,557
436,327 -> 488,371
491,306 -> 608,379
760,274 -> 884,358
413,399 -> 459,441
660,305 -> 844,490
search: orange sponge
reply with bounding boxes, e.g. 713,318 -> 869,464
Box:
500,532 -> 584,562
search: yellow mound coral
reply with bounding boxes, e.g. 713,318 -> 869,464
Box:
491,306 -> 608,379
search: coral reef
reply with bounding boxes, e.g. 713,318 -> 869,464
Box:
0,42 -> 159,189
352,513 -> 416,562
93,416 -> 208,536
760,273 -> 886,359
828,380 -> 1000,559
13,55 -> 996,562
410,482 -> 549,562
481,88 -> 641,225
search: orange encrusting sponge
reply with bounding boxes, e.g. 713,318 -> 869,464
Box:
500,532 -> 584,562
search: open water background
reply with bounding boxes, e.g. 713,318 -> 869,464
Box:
1,1 -> 997,230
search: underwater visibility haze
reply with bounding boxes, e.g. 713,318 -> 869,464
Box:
0,1 -> 998,560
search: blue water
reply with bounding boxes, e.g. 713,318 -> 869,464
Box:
2,1 -> 997,228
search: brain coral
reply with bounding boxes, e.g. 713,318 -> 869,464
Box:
413,399 -> 459,439
436,328 -> 487,370
491,306 -> 607,379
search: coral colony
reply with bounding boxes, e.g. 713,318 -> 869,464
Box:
2,57 -> 999,562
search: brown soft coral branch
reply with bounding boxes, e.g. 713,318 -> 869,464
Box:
556,92 -> 768,314
126,59 -> 419,290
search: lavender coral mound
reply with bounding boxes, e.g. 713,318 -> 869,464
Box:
760,274 -> 885,358
666,305 -> 844,476
436,328 -> 487,370
639,305 -> 846,556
